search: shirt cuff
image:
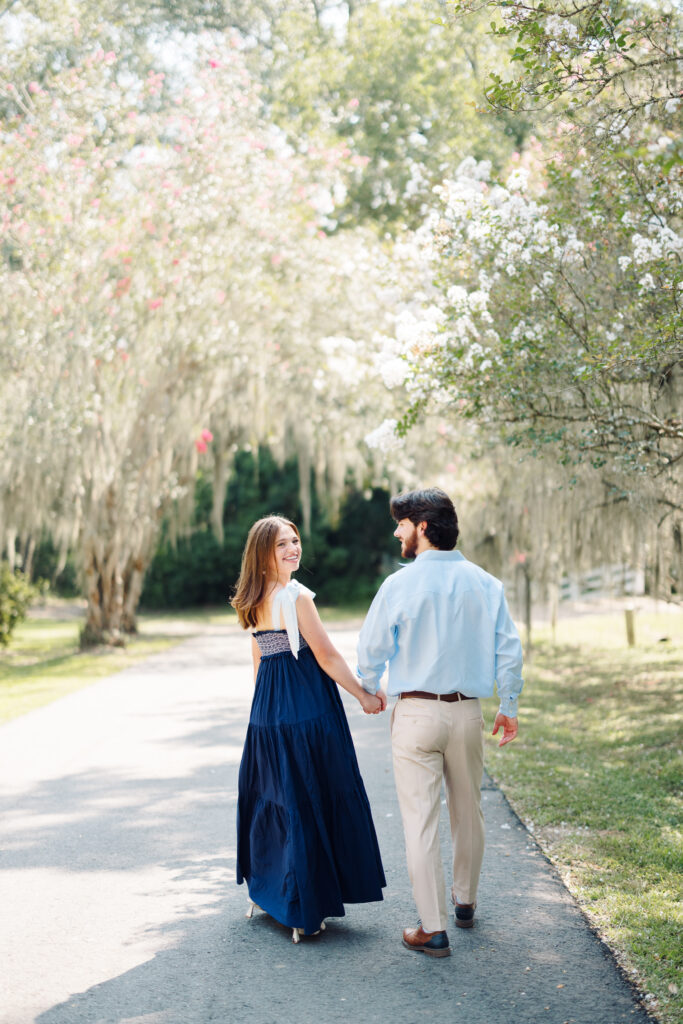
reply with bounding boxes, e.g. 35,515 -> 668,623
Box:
356,667 -> 379,694
499,695 -> 519,718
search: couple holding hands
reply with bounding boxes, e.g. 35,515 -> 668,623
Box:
232,488 -> 523,957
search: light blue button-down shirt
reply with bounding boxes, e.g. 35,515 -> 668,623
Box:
356,549 -> 523,717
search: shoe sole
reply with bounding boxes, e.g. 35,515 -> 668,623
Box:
402,939 -> 451,957
455,918 -> 475,929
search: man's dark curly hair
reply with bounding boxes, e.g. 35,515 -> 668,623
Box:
389,487 -> 459,551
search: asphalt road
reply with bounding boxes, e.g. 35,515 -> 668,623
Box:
0,625 -> 651,1024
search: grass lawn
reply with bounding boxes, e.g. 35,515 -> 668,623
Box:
0,601 -> 363,724
0,606 -> 236,723
485,610 -> 682,1024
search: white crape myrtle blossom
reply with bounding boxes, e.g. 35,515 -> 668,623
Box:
462,341 -> 489,370
506,168 -> 530,192
373,331 -> 411,389
641,223 -> 683,258
371,300 -> 448,391
379,356 -> 411,389
319,336 -> 366,380
444,0 -> 683,612
453,315 -> 480,342
660,225 -> 683,254
456,156 -> 493,182
544,14 -> 579,41
561,233 -> 585,265
397,117 -> 682,492
365,419 -> 403,453
445,285 -> 469,313
394,305 -> 447,350
468,289 -> 490,313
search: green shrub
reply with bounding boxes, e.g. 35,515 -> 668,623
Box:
0,563 -> 37,647
141,448 -> 399,610
31,534 -> 80,596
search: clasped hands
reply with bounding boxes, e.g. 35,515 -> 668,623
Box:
360,689 -> 387,715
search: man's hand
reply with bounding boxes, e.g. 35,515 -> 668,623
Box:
492,713 -> 518,747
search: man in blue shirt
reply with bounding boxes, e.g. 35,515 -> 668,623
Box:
357,487 -> 523,958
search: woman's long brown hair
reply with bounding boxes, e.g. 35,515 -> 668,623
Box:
230,516 -> 301,629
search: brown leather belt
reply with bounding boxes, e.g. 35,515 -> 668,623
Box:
399,690 -> 475,702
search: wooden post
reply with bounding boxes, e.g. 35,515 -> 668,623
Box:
625,605 -> 636,647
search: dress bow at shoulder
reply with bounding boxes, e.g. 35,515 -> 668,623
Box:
271,579 -> 316,658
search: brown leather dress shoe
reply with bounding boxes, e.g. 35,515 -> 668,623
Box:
454,901 -> 476,928
402,925 -> 451,957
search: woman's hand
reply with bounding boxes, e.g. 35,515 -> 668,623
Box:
359,690 -> 386,715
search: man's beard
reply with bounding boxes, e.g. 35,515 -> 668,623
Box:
401,526 -> 419,559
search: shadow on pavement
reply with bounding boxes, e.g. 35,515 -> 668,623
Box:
1,637 -> 651,1024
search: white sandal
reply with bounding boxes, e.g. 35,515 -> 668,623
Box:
245,899 -> 262,919
292,921 -> 326,943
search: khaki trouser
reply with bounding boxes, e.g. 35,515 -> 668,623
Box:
391,695 -> 485,933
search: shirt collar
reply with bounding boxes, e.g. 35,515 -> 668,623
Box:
414,548 -> 464,563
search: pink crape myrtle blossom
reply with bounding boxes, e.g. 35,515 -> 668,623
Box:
0,30 -> 415,641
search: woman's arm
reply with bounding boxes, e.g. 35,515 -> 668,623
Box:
251,634 -> 261,684
296,594 -> 385,714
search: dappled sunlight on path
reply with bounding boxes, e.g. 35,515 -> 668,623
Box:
0,630 -> 652,1024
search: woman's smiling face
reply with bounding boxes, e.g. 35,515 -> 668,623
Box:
272,523 -> 301,579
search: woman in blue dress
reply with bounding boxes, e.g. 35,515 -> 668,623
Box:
232,515 -> 386,942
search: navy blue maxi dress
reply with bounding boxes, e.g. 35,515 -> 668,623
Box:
236,583 -> 385,935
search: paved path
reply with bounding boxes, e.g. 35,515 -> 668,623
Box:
0,627 -> 649,1024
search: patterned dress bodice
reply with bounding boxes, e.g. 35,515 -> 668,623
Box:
253,629 -> 309,657
252,580 -> 316,660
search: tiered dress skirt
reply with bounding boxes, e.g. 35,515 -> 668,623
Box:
236,630 -> 386,934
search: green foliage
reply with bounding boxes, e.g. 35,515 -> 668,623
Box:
31,535 -> 80,597
447,0 -> 682,121
265,0 -> 530,228
141,448 -> 398,609
0,563 -> 37,647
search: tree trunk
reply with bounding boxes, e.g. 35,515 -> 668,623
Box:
298,445 -> 312,538
523,562 -> 533,662
211,450 -> 228,545
22,535 -> 36,580
53,539 -> 69,587
80,539 -> 125,647
122,555 -> 146,634
549,555 -> 560,645
5,528 -> 17,571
